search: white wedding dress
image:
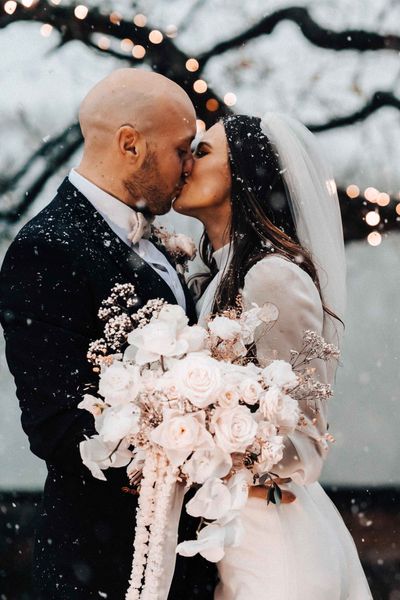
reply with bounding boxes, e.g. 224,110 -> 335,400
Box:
196,245 -> 373,600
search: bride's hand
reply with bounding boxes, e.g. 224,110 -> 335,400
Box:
248,477 -> 296,504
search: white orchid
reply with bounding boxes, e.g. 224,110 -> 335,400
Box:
95,403 -> 140,443
186,478 -> 232,520
79,435 -> 132,481
182,447 -> 232,484
127,320 -> 188,364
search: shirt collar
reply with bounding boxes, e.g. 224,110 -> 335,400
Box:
69,168 -> 135,243
213,243 -> 233,272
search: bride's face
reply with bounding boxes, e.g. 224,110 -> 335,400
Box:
173,122 -> 231,218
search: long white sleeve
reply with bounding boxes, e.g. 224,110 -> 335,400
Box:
242,255 -> 330,485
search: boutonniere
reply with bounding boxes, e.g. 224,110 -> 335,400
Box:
152,225 -> 197,273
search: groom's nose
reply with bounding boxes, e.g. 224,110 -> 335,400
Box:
182,153 -> 194,177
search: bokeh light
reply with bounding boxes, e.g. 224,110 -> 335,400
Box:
193,79 -> 207,93
346,184 -> 360,198
367,231 -> 382,246
132,45 -> 146,59
365,211 -> 380,226
149,30 -> 163,44
224,92 -> 237,106
186,58 -> 199,72
74,5 -> 88,20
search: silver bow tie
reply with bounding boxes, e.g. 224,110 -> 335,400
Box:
127,210 -> 153,245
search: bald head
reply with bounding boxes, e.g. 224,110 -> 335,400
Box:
76,69 -> 197,214
79,68 -> 195,145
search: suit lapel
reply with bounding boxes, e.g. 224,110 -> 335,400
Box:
150,236 -> 197,324
58,178 -> 178,306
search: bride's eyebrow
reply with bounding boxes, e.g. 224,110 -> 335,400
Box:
196,141 -> 212,151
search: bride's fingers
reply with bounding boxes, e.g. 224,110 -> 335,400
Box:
280,490 -> 296,504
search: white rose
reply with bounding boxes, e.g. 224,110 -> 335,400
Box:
96,404 -> 140,443
167,233 -> 197,258
257,420 -> 278,439
217,384 -> 240,408
209,316 -> 242,341
178,325 -> 208,353
262,359 -> 298,390
171,354 -> 222,408
127,320 -> 188,364
176,233 -> 197,257
255,435 -> 284,473
259,387 -> 300,433
212,405 -> 257,453
186,478 -> 232,520
156,304 -> 188,332
98,362 -> 141,406
239,378 -> 263,406
183,447 -> 232,484
151,409 -> 213,467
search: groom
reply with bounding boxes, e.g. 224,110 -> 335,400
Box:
0,69 -> 217,599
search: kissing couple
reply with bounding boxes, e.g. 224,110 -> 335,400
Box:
0,68 -> 372,599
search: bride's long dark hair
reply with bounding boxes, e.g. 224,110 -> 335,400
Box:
200,114 -> 341,324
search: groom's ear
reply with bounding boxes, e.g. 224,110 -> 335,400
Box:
117,125 -> 146,167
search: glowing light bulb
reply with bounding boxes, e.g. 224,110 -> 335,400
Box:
196,119 -> 206,133
193,79 -> 207,94
22,0 -> 35,7
166,24 -> 177,38
74,5 -> 88,19
396,203 -> 400,216
133,13 -> 147,27
365,211 -> 380,226
121,38 -> 134,52
110,11 -> 122,25
367,231 -> 382,246
346,184 -> 360,198
376,192 -> 390,207
40,23 -> 53,37
364,187 -> 379,202
224,92 -> 237,106
4,1 -> 17,15
206,98 -> 219,112
98,36 -> 110,50
149,30 -> 163,44
132,45 -> 146,59
186,58 -> 199,72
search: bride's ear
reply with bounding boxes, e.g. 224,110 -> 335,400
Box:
117,125 -> 147,167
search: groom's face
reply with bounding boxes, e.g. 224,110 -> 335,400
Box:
124,109 -> 196,215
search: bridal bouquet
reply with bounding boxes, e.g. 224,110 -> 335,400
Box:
79,283 -> 339,599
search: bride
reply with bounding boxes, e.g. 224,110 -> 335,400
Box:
173,113 -> 372,599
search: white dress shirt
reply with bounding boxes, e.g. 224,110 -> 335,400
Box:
69,169 -> 186,309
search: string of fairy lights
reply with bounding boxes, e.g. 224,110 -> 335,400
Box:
3,1 -> 400,246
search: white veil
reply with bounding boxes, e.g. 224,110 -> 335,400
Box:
260,113 -> 346,355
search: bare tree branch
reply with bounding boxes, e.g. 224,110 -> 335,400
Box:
0,0 -> 229,126
197,6 -> 400,67
0,123 -> 82,224
307,91 -> 400,132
